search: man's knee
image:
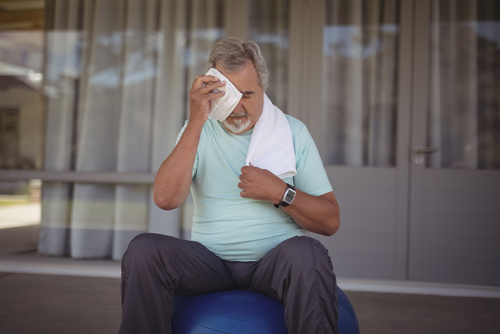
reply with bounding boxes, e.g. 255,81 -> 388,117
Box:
123,233 -> 175,265
272,236 -> 335,285
277,236 -> 331,265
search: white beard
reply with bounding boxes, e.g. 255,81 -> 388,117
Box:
222,113 -> 251,134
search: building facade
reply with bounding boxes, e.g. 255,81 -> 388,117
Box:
0,0 -> 499,286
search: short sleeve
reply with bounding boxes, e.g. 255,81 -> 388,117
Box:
290,118 -> 333,197
176,120 -> 198,178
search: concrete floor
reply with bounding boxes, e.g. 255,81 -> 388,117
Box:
347,290 -> 500,334
0,272 -> 121,334
1,272 -> 500,334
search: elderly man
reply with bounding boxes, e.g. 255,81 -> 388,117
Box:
119,37 -> 341,334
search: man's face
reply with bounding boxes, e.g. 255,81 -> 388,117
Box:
215,61 -> 264,135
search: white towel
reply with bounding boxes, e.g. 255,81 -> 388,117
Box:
246,94 -> 296,179
205,68 -> 243,121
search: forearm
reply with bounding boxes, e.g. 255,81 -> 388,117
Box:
153,121 -> 204,210
281,190 -> 340,236
154,73 -> 223,210
238,165 -> 340,236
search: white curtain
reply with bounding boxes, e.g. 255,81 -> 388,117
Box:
322,0 -> 398,166
428,0 -> 500,170
40,0 -> 224,260
248,0 -> 289,111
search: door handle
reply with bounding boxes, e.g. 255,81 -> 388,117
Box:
415,147 -> 439,154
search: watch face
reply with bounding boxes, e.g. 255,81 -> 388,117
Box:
284,189 -> 296,204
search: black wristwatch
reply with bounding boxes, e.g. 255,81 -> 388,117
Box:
274,184 -> 296,208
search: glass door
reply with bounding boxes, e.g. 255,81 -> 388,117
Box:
0,3 -> 44,255
307,0 -> 414,280
409,0 -> 500,285
228,0 -> 414,280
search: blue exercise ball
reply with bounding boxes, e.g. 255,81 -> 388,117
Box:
337,287 -> 360,334
172,287 -> 359,334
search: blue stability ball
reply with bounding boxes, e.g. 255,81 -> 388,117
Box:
172,290 -> 288,334
172,287 -> 359,334
337,287 -> 360,334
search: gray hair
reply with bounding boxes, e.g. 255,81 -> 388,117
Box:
208,37 -> 269,91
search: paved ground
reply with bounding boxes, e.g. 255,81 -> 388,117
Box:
1,272 -> 500,334
347,289 -> 500,334
0,202 -> 40,229
0,201 -> 40,255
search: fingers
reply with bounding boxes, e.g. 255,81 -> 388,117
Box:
189,79 -> 225,106
239,172 -> 252,181
188,75 -> 227,124
241,165 -> 258,174
238,182 -> 250,198
202,76 -> 220,85
191,75 -> 226,96
190,80 -> 226,104
206,89 -> 225,100
189,75 -> 226,102
191,75 -> 219,89
199,80 -> 226,95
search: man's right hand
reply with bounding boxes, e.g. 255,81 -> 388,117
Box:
153,75 -> 225,210
188,75 -> 226,124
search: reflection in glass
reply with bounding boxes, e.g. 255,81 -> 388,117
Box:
40,0 -> 225,260
248,0 -> 289,111
322,0 -> 399,166
0,179 -> 41,255
0,31 -> 44,170
44,0 -> 225,174
40,182 -> 151,260
427,0 -> 500,170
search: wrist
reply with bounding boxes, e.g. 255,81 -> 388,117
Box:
187,118 -> 206,131
274,182 -> 287,205
274,183 -> 296,208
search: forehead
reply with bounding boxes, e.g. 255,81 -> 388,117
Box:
215,61 -> 260,93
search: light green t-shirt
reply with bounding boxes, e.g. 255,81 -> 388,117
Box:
176,115 -> 333,261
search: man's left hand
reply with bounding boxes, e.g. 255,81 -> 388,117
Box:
238,163 -> 286,204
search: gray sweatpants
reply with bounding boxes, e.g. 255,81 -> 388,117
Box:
119,234 -> 339,334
